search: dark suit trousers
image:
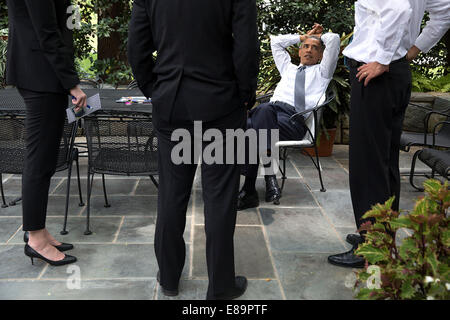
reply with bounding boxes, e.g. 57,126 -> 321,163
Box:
348,60 -> 411,229
242,102 -> 306,178
19,88 -> 67,231
154,105 -> 247,296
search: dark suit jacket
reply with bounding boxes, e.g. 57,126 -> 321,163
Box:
6,0 -> 79,93
127,0 -> 259,123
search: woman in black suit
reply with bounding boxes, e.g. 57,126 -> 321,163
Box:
6,0 -> 87,266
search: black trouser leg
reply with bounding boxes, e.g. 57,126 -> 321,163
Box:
154,105 -> 246,296
242,102 -> 305,180
19,89 -> 67,231
154,126 -> 197,291
348,61 -> 411,230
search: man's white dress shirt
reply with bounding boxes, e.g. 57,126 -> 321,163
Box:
269,33 -> 341,111
343,0 -> 450,65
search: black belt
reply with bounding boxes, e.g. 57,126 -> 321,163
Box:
347,56 -> 407,68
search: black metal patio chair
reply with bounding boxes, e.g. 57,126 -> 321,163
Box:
274,88 -> 335,194
0,114 -> 84,227
82,112 -> 158,235
409,119 -> 450,191
400,100 -> 450,190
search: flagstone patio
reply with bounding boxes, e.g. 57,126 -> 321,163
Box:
0,145 -> 429,300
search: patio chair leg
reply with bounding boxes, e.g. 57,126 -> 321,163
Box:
409,149 -> 424,192
150,175 -> 159,188
102,174 -> 111,208
74,151 -> 85,206
84,170 -> 93,235
279,148 -> 287,192
0,174 -> 8,208
60,158 -> 73,235
313,147 -> 326,192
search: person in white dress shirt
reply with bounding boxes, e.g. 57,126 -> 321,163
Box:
328,0 -> 450,268
238,24 -> 340,210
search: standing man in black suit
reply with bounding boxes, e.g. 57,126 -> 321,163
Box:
128,0 -> 259,299
6,0 -> 86,266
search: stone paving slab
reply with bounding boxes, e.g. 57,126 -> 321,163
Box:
272,252 -> 355,300
260,208 -> 347,253
192,225 -> 274,280
0,279 -> 157,300
39,244 -> 162,280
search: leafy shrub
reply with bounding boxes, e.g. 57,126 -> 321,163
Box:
354,179 -> 450,300
412,70 -> 450,93
0,29 -> 7,88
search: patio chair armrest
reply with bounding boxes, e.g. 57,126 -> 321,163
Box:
255,93 -> 274,104
431,120 -> 450,148
422,109 -> 450,144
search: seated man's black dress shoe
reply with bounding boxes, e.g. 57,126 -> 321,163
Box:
24,231 -> 74,252
346,233 -> 364,246
265,175 -> 281,204
237,189 -> 259,211
206,276 -> 247,300
327,246 -> 365,268
157,271 -> 179,296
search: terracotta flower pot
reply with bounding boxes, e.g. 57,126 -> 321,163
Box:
302,128 -> 337,157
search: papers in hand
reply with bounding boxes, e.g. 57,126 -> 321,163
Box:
116,96 -> 152,104
66,93 -> 102,124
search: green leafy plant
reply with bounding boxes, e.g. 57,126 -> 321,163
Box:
412,70 -> 450,93
354,179 -> 450,300
0,29 -> 7,88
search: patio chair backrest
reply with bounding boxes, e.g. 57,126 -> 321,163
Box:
84,114 -> 158,175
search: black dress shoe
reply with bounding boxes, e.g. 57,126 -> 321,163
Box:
237,189 -> 259,211
24,231 -> 74,252
265,175 -> 281,204
327,246 -> 365,268
206,276 -> 247,300
157,271 -> 179,297
346,233 -> 364,246
24,244 -> 77,266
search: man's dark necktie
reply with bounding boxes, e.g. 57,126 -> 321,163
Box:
294,65 -> 306,113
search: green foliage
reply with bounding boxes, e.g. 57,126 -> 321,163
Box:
73,0 -> 133,86
354,179 -> 450,300
0,30 -> 7,89
412,70 -> 450,93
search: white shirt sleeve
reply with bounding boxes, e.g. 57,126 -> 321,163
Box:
319,33 -> 341,79
415,0 -> 450,53
270,34 -> 300,76
359,0 -> 413,65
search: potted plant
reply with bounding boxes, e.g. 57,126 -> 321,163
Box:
353,179 -> 449,300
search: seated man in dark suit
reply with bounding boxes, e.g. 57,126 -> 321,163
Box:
238,24 -> 340,210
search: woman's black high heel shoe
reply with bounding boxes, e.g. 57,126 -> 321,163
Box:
24,244 -> 77,266
24,231 -> 74,252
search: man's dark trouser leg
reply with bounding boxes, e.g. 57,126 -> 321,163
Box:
242,102 -> 306,180
349,60 -> 412,230
154,106 -> 246,296
154,125 -> 197,290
